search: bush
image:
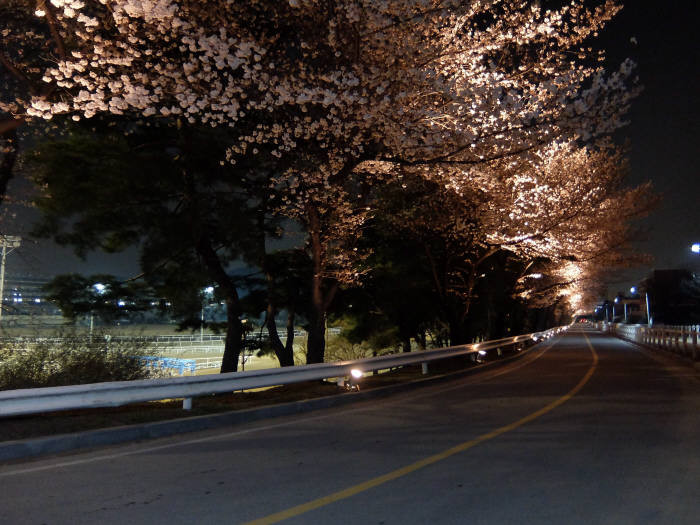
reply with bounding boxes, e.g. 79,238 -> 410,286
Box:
323,333 -> 395,362
0,334 -> 163,390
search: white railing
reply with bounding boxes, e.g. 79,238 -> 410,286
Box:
0,327 -> 566,417
194,357 -> 223,370
0,329 -> 309,348
604,323 -> 700,360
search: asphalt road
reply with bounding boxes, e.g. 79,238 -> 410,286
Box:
1,327 -> 698,524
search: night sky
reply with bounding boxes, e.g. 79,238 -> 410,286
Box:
4,2 -> 699,303
599,1 -> 700,293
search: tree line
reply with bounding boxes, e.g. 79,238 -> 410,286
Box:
0,1 -> 655,371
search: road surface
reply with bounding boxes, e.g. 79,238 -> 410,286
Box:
1,327 -> 698,524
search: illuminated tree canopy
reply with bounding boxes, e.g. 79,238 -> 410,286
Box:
1,1 -> 653,363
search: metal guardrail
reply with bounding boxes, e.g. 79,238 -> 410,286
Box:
0,327 -> 566,417
603,322 -> 700,360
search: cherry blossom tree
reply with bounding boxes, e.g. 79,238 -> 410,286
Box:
484,141 -> 655,316
376,139 -> 654,343
6,0 -> 642,361
0,0 -> 68,207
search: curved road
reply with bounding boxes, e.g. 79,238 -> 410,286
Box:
1,327 -> 698,524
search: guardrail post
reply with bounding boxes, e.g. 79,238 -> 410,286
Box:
183,397 -> 193,410
421,362 -> 429,375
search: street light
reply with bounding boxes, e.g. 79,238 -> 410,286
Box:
90,282 -> 107,336
0,235 -> 21,322
201,286 -> 214,341
692,243 -> 700,254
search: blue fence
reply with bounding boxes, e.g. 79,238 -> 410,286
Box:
139,356 -> 197,375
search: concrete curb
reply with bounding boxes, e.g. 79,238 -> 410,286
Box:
0,345 -> 538,463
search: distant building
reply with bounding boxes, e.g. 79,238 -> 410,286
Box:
642,269 -> 700,325
1,275 -> 61,317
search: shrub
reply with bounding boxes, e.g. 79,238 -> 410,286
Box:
0,333 -> 163,390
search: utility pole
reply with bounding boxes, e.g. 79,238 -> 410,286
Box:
0,235 -> 21,322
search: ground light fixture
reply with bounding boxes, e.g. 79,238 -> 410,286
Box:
341,368 -> 363,391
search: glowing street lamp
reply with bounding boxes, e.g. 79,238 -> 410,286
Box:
692,243 -> 700,254
89,282 -> 107,335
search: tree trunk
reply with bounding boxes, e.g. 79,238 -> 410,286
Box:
220,296 -> 243,373
448,315 -> 467,346
178,120 -> 243,374
0,128 -> 19,208
194,236 -> 243,373
284,308 -> 296,362
306,307 -> 326,364
306,205 -> 327,364
266,303 -> 295,367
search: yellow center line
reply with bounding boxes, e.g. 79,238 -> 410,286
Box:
244,334 -> 598,525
